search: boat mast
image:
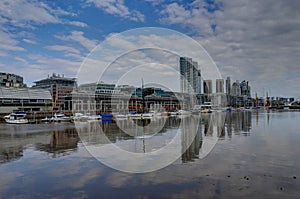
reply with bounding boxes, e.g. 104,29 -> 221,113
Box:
141,78 -> 145,113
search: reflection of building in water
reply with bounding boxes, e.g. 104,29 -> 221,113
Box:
78,117 -> 182,146
215,112 -> 226,138
0,146 -> 23,164
202,114 -> 213,137
36,129 -> 79,158
225,111 -> 252,135
181,116 -> 202,163
179,111 -> 253,163
0,128 -> 79,163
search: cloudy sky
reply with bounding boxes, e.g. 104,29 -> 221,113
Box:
0,0 -> 299,98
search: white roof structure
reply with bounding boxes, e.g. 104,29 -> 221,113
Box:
0,87 -> 51,100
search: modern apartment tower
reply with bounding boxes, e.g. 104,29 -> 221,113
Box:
226,77 -> 231,94
216,79 -> 224,93
179,57 -> 201,94
203,80 -> 212,94
240,80 -> 251,97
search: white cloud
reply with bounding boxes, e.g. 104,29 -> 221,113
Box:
76,28 -> 222,93
159,1 -> 215,36
55,31 -> 98,51
22,38 -> 37,44
68,21 -> 88,27
0,0 -> 88,28
87,0 -> 145,22
159,0 -> 300,97
0,31 -> 25,51
144,0 -> 166,6
0,0 -> 60,26
45,45 -> 81,55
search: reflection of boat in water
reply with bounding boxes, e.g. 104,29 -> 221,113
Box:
4,111 -> 29,124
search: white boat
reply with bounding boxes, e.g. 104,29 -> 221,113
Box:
4,111 -> 29,124
149,111 -> 164,117
84,114 -> 101,120
73,113 -> 101,121
141,112 -> 154,119
127,113 -> 142,119
168,111 -> 178,116
113,113 -> 127,119
201,109 -> 212,113
53,113 -> 72,122
41,116 -> 53,122
178,110 -> 191,115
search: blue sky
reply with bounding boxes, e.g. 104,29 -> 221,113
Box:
0,0 -> 299,98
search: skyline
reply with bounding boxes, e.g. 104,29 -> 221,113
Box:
0,0 -> 299,98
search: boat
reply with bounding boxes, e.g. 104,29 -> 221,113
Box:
73,113 -> 101,121
141,112 -> 154,119
113,113 -> 127,119
4,111 -> 29,124
178,110 -> 191,115
41,115 -> 53,122
127,112 -> 142,119
201,109 -> 212,113
100,113 -> 113,118
53,113 -> 72,122
200,102 -> 212,113
168,111 -> 179,116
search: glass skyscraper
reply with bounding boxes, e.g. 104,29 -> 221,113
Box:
179,57 -> 201,94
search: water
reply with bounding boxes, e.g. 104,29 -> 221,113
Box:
0,111 -> 299,198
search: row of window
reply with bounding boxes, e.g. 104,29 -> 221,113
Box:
0,99 -> 52,103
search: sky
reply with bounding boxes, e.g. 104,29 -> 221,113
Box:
0,0 -> 299,98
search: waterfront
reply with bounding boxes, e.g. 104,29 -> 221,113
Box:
0,111 -> 300,198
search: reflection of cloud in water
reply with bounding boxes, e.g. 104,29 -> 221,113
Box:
0,171 -> 23,196
105,172 -> 134,188
71,168 -> 103,189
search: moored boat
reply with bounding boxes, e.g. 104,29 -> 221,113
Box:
53,113 -> 72,122
4,111 -> 29,124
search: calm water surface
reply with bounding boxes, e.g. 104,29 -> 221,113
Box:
0,111 -> 300,198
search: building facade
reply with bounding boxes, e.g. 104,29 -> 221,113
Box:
226,77 -> 231,95
216,79 -> 224,93
0,87 -> 52,113
179,57 -> 201,94
33,74 -> 76,110
240,80 -> 251,97
0,72 -> 26,87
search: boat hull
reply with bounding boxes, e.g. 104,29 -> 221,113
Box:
5,119 -> 29,124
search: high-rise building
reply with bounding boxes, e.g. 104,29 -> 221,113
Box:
216,79 -> 224,93
226,77 -> 231,94
179,57 -> 201,94
203,80 -> 212,94
240,80 -> 251,97
33,73 -> 76,110
231,80 -> 241,96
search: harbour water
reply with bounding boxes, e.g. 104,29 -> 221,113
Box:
0,111 -> 300,198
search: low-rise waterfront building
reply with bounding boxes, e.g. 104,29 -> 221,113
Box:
33,73 -> 76,110
0,86 -> 52,113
